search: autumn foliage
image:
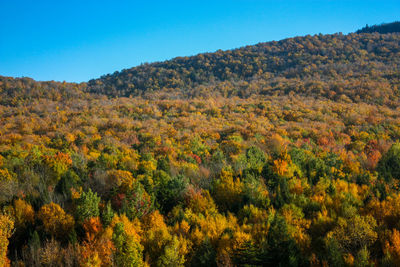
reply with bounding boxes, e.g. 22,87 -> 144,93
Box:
2,27 -> 400,266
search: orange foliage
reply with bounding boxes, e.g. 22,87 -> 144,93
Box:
79,217 -> 114,267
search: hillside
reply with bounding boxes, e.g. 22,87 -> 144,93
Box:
87,32 -> 400,105
3,28 -> 400,266
2,31 -> 400,105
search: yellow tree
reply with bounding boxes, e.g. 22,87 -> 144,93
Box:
142,211 -> 171,262
0,214 -> 14,267
38,202 -> 74,239
7,199 -> 34,229
213,169 -> 243,212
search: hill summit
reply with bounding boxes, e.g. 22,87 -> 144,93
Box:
356,21 -> 400,34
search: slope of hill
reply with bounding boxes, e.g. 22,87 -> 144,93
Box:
87,32 -> 400,105
2,30 -> 400,105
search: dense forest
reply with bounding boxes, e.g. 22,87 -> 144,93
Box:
1,23 -> 400,266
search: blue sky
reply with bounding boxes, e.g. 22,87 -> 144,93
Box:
1,0 -> 399,83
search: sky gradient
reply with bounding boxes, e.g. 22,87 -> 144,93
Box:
1,0 -> 399,83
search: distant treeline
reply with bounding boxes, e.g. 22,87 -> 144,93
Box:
356,21 -> 400,34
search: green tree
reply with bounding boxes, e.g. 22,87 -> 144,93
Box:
101,201 -> 114,227
264,215 -> 305,266
190,238 -> 217,267
75,189 -> 100,223
245,146 -> 266,174
157,236 -> 185,267
121,182 -> 153,220
234,215 -> 305,266
112,222 -> 144,267
354,246 -> 373,267
55,169 -> 80,198
156,174 -> 188,214
325,238 -> 345,267
377,143 -> 400,182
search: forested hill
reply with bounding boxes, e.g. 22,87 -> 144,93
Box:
86,31 -> 400,105
1,29 -> 400,105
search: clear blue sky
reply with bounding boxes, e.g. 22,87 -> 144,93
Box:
1,0 -> 399,83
